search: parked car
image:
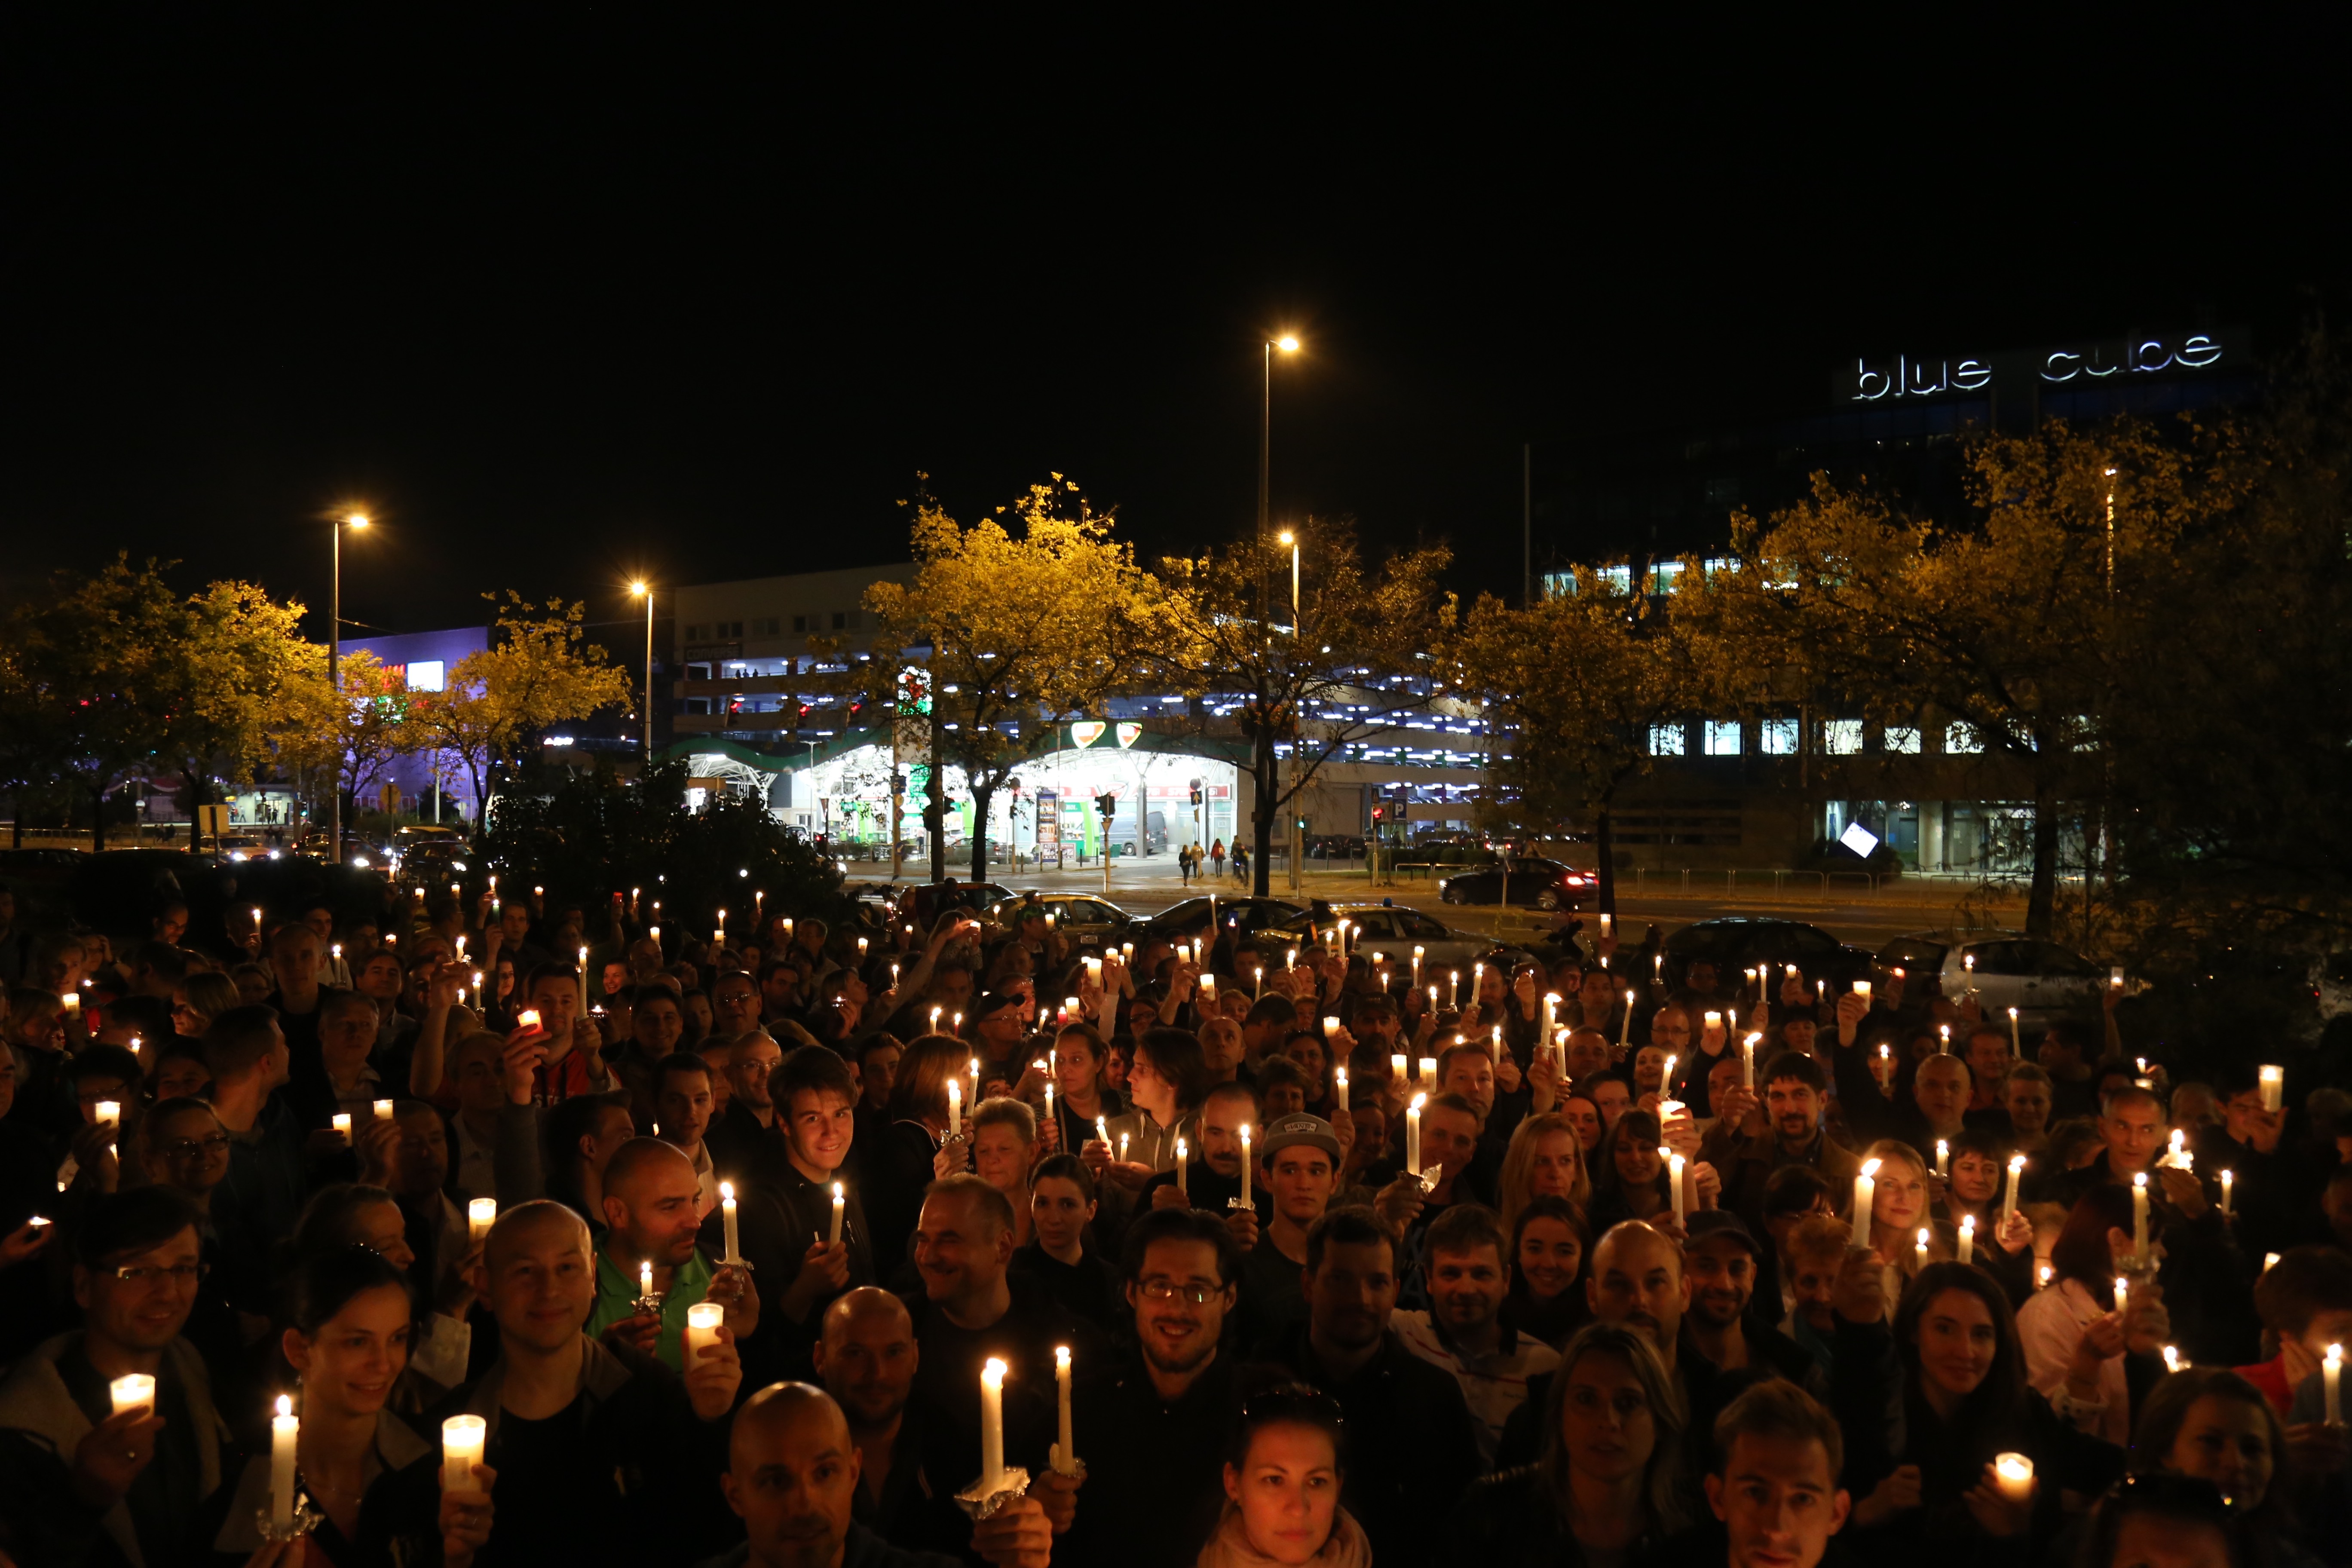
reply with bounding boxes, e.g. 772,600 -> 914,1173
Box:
1278,901 -> 1511,974
1138,895 -> 1309,943
1438,856 -> 1596,910
1663,917 -> 1874,992
980,893 -> 1135,950
1874,930 -> 2124,1026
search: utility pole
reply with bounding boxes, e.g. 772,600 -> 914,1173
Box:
1523,442 -> 1533,607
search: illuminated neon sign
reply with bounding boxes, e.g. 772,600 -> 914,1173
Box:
2039,334 -> 2222,383
1848,333 -> 2229,402
1850,354 -> 1992,402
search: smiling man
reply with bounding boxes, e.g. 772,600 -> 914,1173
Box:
1704,1379 -> 1851,1568
588,1138 -> 760,1370
1391,1202 -> 1560,1467
1709,1054 -> 1862,1232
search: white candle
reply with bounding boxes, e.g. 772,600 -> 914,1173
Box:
270,1394 -> 298,1532
1939,1024 -> 1950,1054
443,1413 -> 486,1493
980,1357 -> 1008,1492
720,1181 -> 741,1262
1239,1126 -> 1252,1207
640,1260 -> 654,1302
1620,991 -> 1634,1050
1876,1043 -> 1892,1092
2009,1007 -> 2022,1057
1406,1093 -> 1424,1176
1389,1050 -> 1406,1085
2004,1154 -> 2024,1222
1853,980 -> 1872,1000
1044,1081 -> 1055,1121
685,1301 -> 724,1363
2132,1172 -> 2150,1266
578,946 -> 590,1017
1854,1158 -> 1880,1229
468,1197 -> 497,1241
1958,1214 -> 1975,1265
1119,1132 -> 1129,1161
1175,1137 -> 1188,1197
1055,1344 -> 1076,1473
2163,1345 -> 2181,1373
1449,970 -> 1459,1008
1253,967 -> 1263,999
2220,1169 -> 2234,1216
1600,913 -> 1612,936
1334,1066 -> 1349,1111
1742,1033 -> 1758,1088
1993,1453 -> 2034,1504
1473,961 -> 1483,998
2115,1275 -> 2129,1319
1667,1149 -> 1686,1222
2264,1252 -> 2281,1274
1413,946 -> 1424,985
2260,1065 -> 2284,1112
1542,991 -> 1558,1037
830,1182 -> 845,1246
1915,1228 -> 1931,1271
946,1078 -> 961,1138
2038,1263 -> 2054,1290
1662,1054 -> 1676,1096
62,992 -> 79,1016
373,1099 -> 395,1121
1095,1115 -> 1109,1149
2326,1344 -> 2343,1426
1935,1139 -> 1949,1178
110,1372 -> 155,1418
1703,1010 -> 1721,1036
1418,1056 -> 1437,1091
332,1112 -> 352,1143
1322,1015 -> 1341,1041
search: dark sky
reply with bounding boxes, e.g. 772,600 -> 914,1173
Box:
6,17 -> 2349,649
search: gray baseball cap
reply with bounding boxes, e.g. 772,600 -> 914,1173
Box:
1261,1112 -> 1341,1161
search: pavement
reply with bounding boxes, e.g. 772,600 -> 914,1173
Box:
858,854 -> 2027,950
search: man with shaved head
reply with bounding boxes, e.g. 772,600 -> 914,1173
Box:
442,1198 -> 745,1562
710,1381 -> 1050,1568
809,1289 -> 956,1554
588,1137 -> 760,1370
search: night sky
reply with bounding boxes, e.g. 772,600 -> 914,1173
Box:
6,18 -> 2348,651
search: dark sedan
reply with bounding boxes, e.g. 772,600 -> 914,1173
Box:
1138,895 -> 1310,942
1661,917 -> 1873,992
1438,857 -> 1596,910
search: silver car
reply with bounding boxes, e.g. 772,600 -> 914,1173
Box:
1874,930 -> 2121,1026
1307,903 -> 1510,977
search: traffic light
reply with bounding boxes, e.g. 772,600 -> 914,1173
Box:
1189,785 -> 1203,806
1095,792 -> 1117,823
1371,806 -> 1384,822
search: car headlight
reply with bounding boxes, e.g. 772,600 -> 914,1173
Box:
453,861 -> 468,872
351,855 -> 370,868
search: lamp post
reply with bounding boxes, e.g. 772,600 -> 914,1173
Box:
629,582 -> 655,760
1262,335 -> 1299,893
329,512 -> 369,863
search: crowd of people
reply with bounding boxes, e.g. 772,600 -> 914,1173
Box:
0,870 -> 2347,1568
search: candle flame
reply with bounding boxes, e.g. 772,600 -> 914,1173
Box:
277,1393 -> 293,1418
1862,1158 -> 1881,1177
720,1181 -> 734,1201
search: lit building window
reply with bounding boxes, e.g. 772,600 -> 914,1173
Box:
1649,723 -> 1686,756
1883,726 -> 1921,754
1599,565 -> 1633,595
1542,570 -> 1577,598
1944,722 -> 1981,754
1821,720 -> 1862,755
1703,720 -> 1742,755
1759,719 -> 1798,755
1651,561 -> 1684,595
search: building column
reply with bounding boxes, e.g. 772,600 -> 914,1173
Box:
1919,800 -> 1945,873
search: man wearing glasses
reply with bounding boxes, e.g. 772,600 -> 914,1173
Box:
1059,1207 -> 1246,1568
0,1187 -> 233,1567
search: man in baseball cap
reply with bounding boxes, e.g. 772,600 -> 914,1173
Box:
1238,1114 -> 1345,1353
1682,1209 -> 1824,1406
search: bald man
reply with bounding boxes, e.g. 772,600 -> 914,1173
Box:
445,1199 -> 744,1563
713,1381 -> 1051,1568
588,1137 -> 760,1369
810,1289 -> 943,1551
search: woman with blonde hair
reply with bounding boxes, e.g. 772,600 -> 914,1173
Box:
1448,1320 -> 1689,1562
1498,1111 -> 1592,1234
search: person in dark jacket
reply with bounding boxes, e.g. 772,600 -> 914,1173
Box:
1269,1205 -> 1480,1568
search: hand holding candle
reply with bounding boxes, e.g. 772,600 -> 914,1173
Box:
270,1394 -> 299,1532
1054,1344 -> 1077,1474
684,1301 -> 724,1364
720,1181 -> 741,1263
442,1414 -> 487,1493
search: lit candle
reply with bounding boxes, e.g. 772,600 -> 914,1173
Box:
2003,1155 -> 2024,1222
1742,1032 -> 1758,1088
830,1181 -> 845,1246
1993,1453 -> 2034,1505
270,1394 -> 299,1532
2115,1275 -> 2129,1319
720,1181 -> 741,1263
2265,1252 -> 2281,1274
980,1357 -> 1007,1493
1334,1066 -> 1349,1111
858,936 -> 869,959
1935,1139 -> 1949,1178
1175,1137 -> 1188,1197
61,992 -> 79,1016
2038,1263 -> 2054,1290
1939,1024 -> 1950,1054
1620,991 -> 1633,1050
1703,1010 -> 1721,1037
640,1259 -> 654,1300
1473,961 -> 1484,998
443,1412 -> 487,1494
332,1112 -> 353,1144
2260,1065 -> 2284,1112
1541,991 -> 1558,1037
946,1078 -> 961,1137
1094,1115 -> 1109,1148
373,1099 -> 395,1121
468,1197 -> 496,1241
2326,1344 -> 2343,1426
1876,1043 -> 1893,1093
1667,1149 -> 1685,1222
1119,1132 -> 1130,1162
1600,913 -> 1612,937
1253,967 -> 1263,998
685,1300 -> 723,1363
1915,1228 -> 1931,1271
515,1008 -> 541,1033
1854,1158 -> 1880,1228
1412,946 -> 1424,985
1427,984 -> 1437,1015
1044,1081 -> 1055,1121
1958,1214 -> 1975,1265
2132,1172 -> 2150,1266
2220,1169 -> 2234,1216
95,1100 -> 121,1133
577,946 -> 589,1017
1406,1093 -> 1424,1176
1449,969 -> 1459,1008
2163,1345 -> 2181,1373
1055,1344 -> 1076,1473
110,1372 -> 155,1418
1389,1050 -> 1406,1085
1239,1125 -> 1252,1207
1853,979 -> 1872,1001
2009,1007 -> 2021,1057
1418,1056 -> 1437,1091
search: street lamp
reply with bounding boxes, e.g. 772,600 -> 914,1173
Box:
1277,530 -> 1299,630
329,511 -> 369,863
1262,334 -> 1301,893
629,582 -> 655,759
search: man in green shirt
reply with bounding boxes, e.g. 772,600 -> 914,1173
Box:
588,1137 -> 760,1369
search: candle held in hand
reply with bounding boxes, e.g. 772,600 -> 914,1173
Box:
720,1181 -> 741,1263
1854,1158 -> 1880,1230
979,1358 -> 1008,1493
442,1414 -> 487,1493
332,1112 -> 352,1144
373,1099 -> 395,1121
1993,1453 -> 2034,1504
1239,1125 -> 1252,1207
2325,1344 -> 2343,1426
684,1301 -> 724,1364
1957,1214 -> 1975,1264
1175,1137 -> 1188,1197
829,1182 -> 845,1246
1055,1344 -> 1076,1474
516,1008 -> 541,1032
1333,1065 -> 1349,1111
110,1372 -> 155,1418
1406,1093 -> 1425,1177
270,1394 -> 299,1532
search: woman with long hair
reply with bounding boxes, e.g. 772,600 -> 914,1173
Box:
869,1032 -> 976,1264
172,971 -> 240,1041
1837,1260 -> 2126,1567
1199,1383 -> 1369,1568
1584,1110 -> 1712,1234
1499,1112 -> 1593,1234
291,1182 -> 477,1400
1049,1021 -> 1123,1154
2124,1367 -> 2318,1568
1505,1195 -> 1592,1349
201,1247 -> 493,1563
1448,1320 -> 1689,1565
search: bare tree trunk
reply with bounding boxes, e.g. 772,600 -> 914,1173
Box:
970,781 -> 994,886
927,718 -> 946,885
2026,760 -> 2058,940
1251,731 -> 1277,897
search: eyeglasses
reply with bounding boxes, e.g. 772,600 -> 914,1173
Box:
1137,1279 -> 1223,1305
160,1134 -> 233,1158
113,1262 -> 207,1287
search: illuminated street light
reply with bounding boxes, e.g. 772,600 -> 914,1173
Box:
629,581 -> 655,757
328,509 -> 374,862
